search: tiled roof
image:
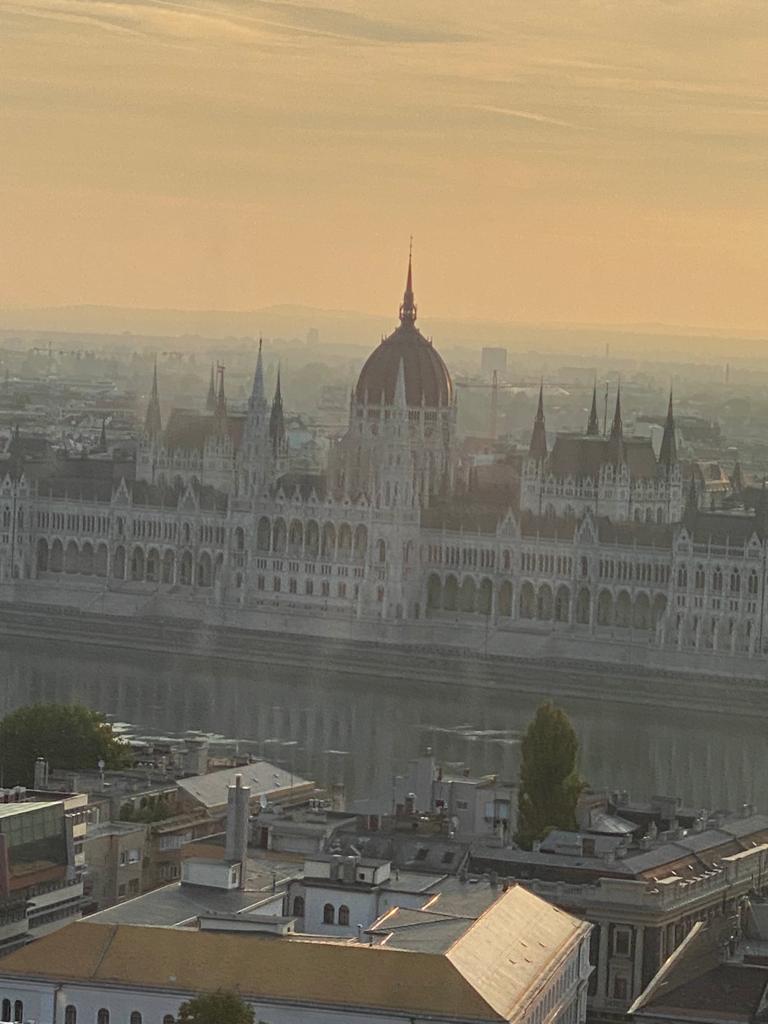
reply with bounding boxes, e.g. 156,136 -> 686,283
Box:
163,410 -> 245,453
0,886 -> 587,1021
548,435 -> 659,480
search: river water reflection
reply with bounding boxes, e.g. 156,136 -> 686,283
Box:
0,637 -> 760,813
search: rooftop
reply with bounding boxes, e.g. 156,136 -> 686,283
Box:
177,761 -> 312,810
0,886 -> 588,1021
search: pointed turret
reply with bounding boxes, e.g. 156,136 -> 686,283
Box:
609,383 -> 623,443
215,364 -> 227,420
269,368 -> 285,455
659,389 -> 677,469
399,242 -> 417,326
249,339 -> 266,411
98,417 -> 107,453
206,364 -> 216,412
586,381 -> 599,436
144,359 -> 162,438
528,382 -> 547,461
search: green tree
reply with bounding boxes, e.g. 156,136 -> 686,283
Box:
177,992 -> 254,1024
0,703 -> 129,786
515,701 -> 583,850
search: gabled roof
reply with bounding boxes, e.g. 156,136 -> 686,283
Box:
0,921 -> 499,1020
0,887 -> 587,1022
548,434 -> 659,480
163,409 -> 245,453
177,761 -> 311,811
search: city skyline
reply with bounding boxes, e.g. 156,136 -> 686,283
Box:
3,1 -> 768,330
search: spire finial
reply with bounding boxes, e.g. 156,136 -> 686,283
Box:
659,385 -> 677,469
144,361 -> 162,438
269,364 -> 285,456
587,379 -> 599,435
249,338 -> 266,410
215,362 -> 227,419
610,380 -> 623,443
528,380 -> 547,460
399,242 -> 417,325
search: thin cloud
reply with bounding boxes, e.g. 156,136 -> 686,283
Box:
472,105 -> 592,131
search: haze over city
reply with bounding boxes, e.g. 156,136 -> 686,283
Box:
3,0 -> 768,331
4,5 -> 768,1024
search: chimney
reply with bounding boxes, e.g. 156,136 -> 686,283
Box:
33,758 -> 49,790
225,773 -> 251,889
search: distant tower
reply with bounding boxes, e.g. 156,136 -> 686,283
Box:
206,364 -> 216,412
97,417 -> 108,453
144,360 -> 162,438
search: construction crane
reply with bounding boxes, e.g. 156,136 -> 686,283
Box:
455,377 -> 604,441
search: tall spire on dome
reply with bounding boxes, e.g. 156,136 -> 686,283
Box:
610,382 -> 623,443
586,380 -> 599,436
659,387 -> 677,469
528,381 -> 547,461
399,238 -> 417,326
144,358 -> 162,438
249,338 -> 266,410
206,363 -> 216,412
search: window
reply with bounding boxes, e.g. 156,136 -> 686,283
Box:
613,927 -> 631,957
130,1013 -> 142,1024
338,905 -> 350,926
163,1018 -> 175,1024
13,1003 -> 22,1023
2,1000 -> 11,1022
414,847 -> 428,861
323,903 -> 335,924
97,1009 -> 110,1024
65,1006 -> 77,1024
613,976 -> 629,1001
292,895 -> 305,917
118,884 -> 126,897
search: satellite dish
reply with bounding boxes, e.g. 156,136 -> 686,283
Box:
259,794 -> 268,809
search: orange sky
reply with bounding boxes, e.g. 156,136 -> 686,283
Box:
1,1 -> 767,330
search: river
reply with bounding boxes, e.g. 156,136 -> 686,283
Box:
0,633 -> 761,814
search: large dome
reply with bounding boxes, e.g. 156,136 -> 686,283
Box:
354,259 -> 454,408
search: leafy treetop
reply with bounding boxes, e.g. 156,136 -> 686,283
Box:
0,703 -> 129,787
176,992 -> 255,1024
515,701 -> 583,850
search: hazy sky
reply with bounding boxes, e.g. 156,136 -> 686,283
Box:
2,1 -> 767,329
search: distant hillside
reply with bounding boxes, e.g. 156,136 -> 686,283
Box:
0,304 -> 764,361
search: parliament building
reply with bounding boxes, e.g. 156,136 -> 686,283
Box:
0,259 -> 764,674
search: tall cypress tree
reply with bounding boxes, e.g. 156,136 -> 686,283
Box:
515,701 -> 583,849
